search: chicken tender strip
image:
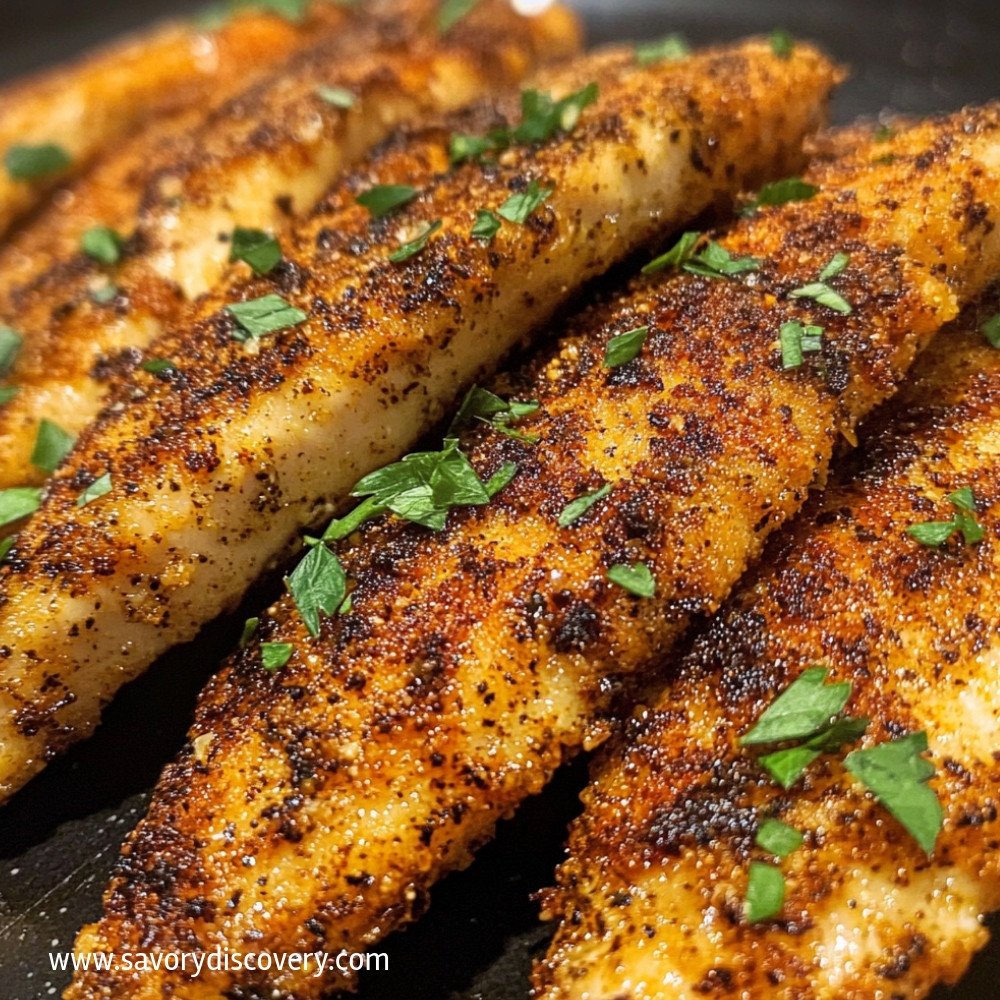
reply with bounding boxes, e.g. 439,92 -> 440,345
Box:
0,41 -> 836,803
67,104 -> 1000,1000
535,298 -> 1000,1000
0,2 -> 343,238
0,0 -> 577,488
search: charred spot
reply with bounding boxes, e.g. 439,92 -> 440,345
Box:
694,967 -> 734,994
875,934 -> 926,980
91,346 -> 144,383
605,359 -> 663,391
553,600 -> 600,653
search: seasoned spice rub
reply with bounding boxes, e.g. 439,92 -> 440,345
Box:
535,300 -> 1000,1000
0,0 -> 576,487
68,108 -> 1000,999
0,40 -> 836,801
0,2 -> 341,239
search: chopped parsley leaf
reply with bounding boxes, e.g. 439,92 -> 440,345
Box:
389,220 -> 442,263
438,0 -> 480,33
789,281 -> 852,315
230,227 -> 282,275
819,251 -> 851,281
780,321 -> 823,370
76,472 -> 112,508
906,487 -> 985,547
746,862 -> 785,923
471,209 -> 502,242
755,818 -> 803,859
449,386 -> 539,441
607,562 -> 656,598
642,231 -> 701,275
142,358 -> 177,375
81,226 -> 123,266
635,33 -> 690,65
227,294 -> 307,340
0,387 -> 18,405
604,326 -> 649,368
742,177 -> 818,217
682,241 -> 761,279
559,483 -> 612,528
760,716 -> 870,789
0,326 -> 22,375
285,541 -> 346,637
0,486 -> 42,529
741,667 -> 853,747
239,617 -> 259,648
770,29 -> 794,59
5,143 -> 70,180
356,183 -> 417,218
90,283 -> 118,305
30,418 -> 75,474
981,313 -> 1000,348
261,642 -> 294,671
316,85 -> 356,109
498,180 -> 553,225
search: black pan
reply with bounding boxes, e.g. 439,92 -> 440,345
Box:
0,2 -> 997,998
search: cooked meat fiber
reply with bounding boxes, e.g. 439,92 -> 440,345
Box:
0,41 -> 836,803
67,105 -> 1000,999
0,0 -> 578,488
535,298 -> 1000,1000
0,1 -> 343,239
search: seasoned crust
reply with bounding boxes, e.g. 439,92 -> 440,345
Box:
66,102 -> 1000,998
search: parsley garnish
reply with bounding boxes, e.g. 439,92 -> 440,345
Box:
5,143 -> 70,180
635,33 -> 690,65
0,326 -> 22,375
819,252 -> 850,280
746,862 -> 784,923
759,716 -> 869,789
0,486 -> 42,529
227,294 -> 307,340
449,387 -> 539,441
642,233 -> 759,279
316,85 -> 356,109
230,227 -> 282,275
780,321 -> 823,370
981,313 -> 1000,349
261,642 -> 294,671
498,180 -> 553,225
30,419 -> 75,474
389,220 -> 442,263
0,387 -> 18,405
449,84 -> 599,165
356,183 -> 417,218
76,472 -> 112,508
844,732 -> 943,853
438,0 -> 480,33
770,29 -> 794,58
90,283 -> 118,305
755,818 -> 803,859
0,536 -> 13,562
81,226 -> 123,266
142,358 -> 177,375
239,617 -> 259,648
742,177 -> 818,216
285,541 -> 346,637
741,667 -> 853,747
607,562 -> 656,598
484,461 -> 519,498
642,231 -> 701,275
559,483 -> 612,528
471,209 -> 501,242
906,487 -> 985,547
604,326 -> 649,368
790,253 -> 852,314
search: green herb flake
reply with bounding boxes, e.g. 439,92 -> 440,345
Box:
874,123 -> 895,143
907,488 -> 986,547
770,29 -> 794,59
316,84 -> 356,109
471,209 -> 501,242
438,0 -> 480,33
981,313 -> 1000,349
81,226 -> 123,266
485,460 -> 519,498
604,326 -> 649,368
90,283 -> 118,305
789,281 -> 852,315
286,541 -> 346,637
742,177 -> 818,217
5,143 -> 71,180
741,667 -> 853,747
0,536 -> 13,563
450,133 -> 495,165
30,418 -> 76,474
239,617 -> 259,648
819,251 -> 851,281
0,386 -> 18,405
755,818 -> 804,859
0,326 -> 22,375
356,183 -> 417,219
449,386 -> 540,440
142,358 -> 177,375
607,562 -> 656,598
558,483 -> 612,528
227,294 -> 307,340
497,180 -> 553,225
513,84 -> 599,144
682,241 -> 761,280
229,227 -> 282,275
76,472 -> 112,508
261,642 -> 294,672
745,861 -> 785,923
352,438 -> 493,532
780,321 -> 823,370
760,716 -> 870,789
844,731 -> 943,854
642,231 -> 701,276
635,33 -> 690,65
389,220 -> 442,263
0,486 -> 42,529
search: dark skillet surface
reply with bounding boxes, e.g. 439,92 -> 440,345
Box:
0,2 -> 998,998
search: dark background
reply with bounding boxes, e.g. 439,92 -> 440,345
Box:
0,2 -> 999,999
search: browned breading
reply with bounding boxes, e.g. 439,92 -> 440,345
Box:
0,0 -> 578,488
66,104 -> 1000,999
0,1 -> 345,238
535,299 -> 1000,999
0,40 -> 837,808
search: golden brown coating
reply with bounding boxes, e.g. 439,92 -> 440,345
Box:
0,41 -> 836,806
535,299 -> 1000,1000
67,105 -> 1000,999
0,0 -> 576,488
0,2 -> 342,238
